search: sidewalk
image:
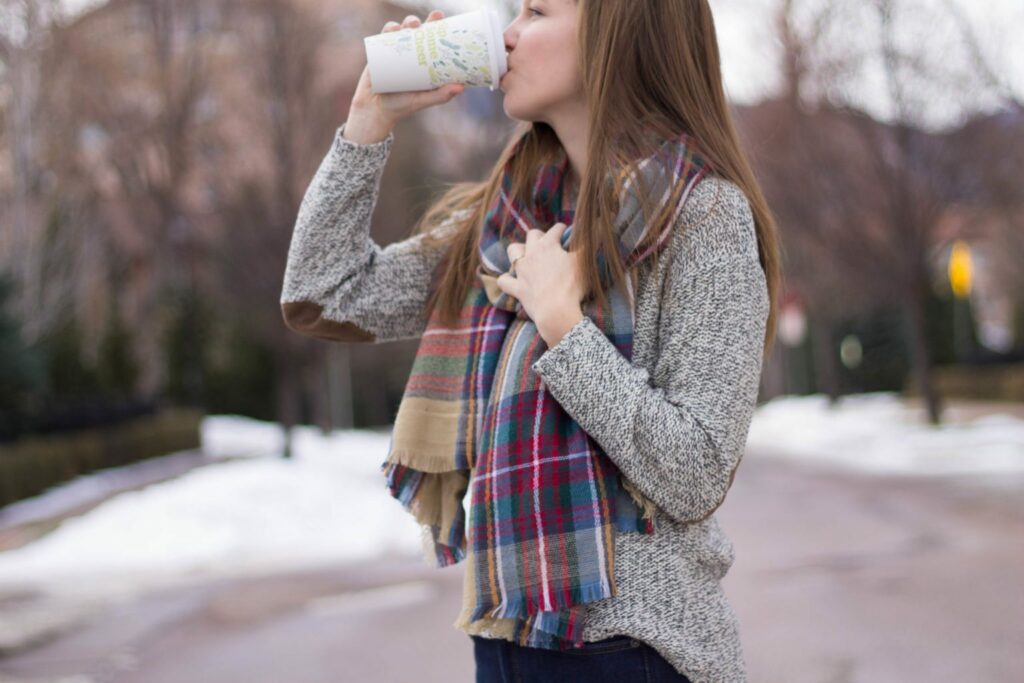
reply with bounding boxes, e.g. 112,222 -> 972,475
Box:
0,449 -> 240,658
0,449 -> 239,553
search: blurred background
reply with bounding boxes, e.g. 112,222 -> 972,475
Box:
0,0 -> 1022,681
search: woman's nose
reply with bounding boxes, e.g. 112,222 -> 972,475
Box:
503,24 -> 516,51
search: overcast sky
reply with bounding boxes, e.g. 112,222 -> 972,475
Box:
56,0 -> 1023,131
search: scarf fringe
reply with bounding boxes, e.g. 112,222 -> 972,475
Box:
622,476 -> 659,526
469,578 -> 614,624
384,446 -> 460,473
464,577 -> 613,648
419,522 -> 465,567
383,463 -> 468,567
455,581 -> 613,650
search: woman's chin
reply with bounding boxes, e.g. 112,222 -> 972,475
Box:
502,98 -> 534,123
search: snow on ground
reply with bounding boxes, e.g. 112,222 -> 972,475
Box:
1,392 -> 1022,600
0,421 -> 428,600
746,392 -> 1024,480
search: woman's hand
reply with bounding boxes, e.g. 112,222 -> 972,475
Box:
495,223 -> 587,348
344,10 -> 466,143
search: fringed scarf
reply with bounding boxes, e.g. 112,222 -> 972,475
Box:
381,127 -> 711,649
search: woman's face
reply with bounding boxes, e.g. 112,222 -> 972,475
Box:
501,0 -> 583,124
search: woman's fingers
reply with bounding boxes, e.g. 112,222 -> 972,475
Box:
383,10 -> 444,33
507,242 -> 525,261
384,9 -> 443,31
414,84 -> 464,108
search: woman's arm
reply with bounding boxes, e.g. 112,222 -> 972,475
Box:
280,121 -> 467,343
529,177 -> 769,525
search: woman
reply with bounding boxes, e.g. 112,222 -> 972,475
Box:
281,1 -> 780,681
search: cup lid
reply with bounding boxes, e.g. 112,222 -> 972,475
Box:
483,8 -> 507,91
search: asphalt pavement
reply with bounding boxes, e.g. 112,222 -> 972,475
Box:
1,454 -> 1022,683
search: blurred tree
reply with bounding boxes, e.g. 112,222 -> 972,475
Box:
838,305 -> 909,393
95,290 -> 140,397
216,0 -> 336,457
0,273 -> 46,440
1014,302 -> 1024,355
40,317 -> 100,398
204,319 -> 277,421
0,0 -> 61,341
43,0 -> 218,397
747,0 -> 1022,425
162,285 -> 212,407
4,0 -> 488,443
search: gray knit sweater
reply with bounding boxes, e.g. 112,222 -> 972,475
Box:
280,122 -> 769,683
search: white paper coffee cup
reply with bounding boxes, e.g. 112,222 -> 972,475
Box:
364,8 -> 508,93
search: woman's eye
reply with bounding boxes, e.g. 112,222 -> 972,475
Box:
528,8 -> 542,17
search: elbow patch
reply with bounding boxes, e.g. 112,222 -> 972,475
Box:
281,301 -> 376,343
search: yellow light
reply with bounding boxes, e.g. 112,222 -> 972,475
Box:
948,239 -> 972,299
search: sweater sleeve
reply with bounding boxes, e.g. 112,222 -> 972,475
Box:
529,179 -> 769,525
280,121 -> 465,343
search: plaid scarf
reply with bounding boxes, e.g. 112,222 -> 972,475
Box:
381,128 -> 711,649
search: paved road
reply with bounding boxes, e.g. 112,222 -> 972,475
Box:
1,455 -> 1022,683
722,456 -> 1024,683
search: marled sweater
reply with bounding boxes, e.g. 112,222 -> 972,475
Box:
280,121 -> 769,683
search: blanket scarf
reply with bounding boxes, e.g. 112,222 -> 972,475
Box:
381,127 -> 712,650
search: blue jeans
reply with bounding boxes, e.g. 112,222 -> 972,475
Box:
471,634 -> 694,683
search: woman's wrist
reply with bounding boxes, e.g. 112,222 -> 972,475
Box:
537,304 -> 585,349
342,109 -> 395,145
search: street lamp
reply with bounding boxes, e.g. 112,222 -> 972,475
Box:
947,239 -> 974,361
948,239 -> 972,299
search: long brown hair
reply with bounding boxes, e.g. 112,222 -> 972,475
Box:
410,0 -> 779,356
